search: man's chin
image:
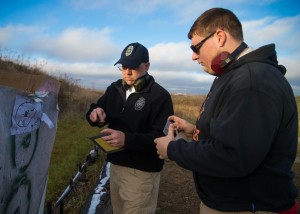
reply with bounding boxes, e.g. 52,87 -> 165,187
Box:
125,81 -> 134,86
202,66 -> 209,73
202,66 -> 214,75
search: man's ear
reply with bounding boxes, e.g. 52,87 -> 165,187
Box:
216,29 -> 227,47
145,62 -> 150,71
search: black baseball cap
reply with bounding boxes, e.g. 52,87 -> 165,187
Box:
114,42 -> 149,68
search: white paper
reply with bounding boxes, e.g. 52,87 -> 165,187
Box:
10,95 -> 42,135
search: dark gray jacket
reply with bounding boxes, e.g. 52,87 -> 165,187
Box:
168,44 -> 298,212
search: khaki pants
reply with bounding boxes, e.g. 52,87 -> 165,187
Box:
200,202 -> 277,214
110,163 -> 160,214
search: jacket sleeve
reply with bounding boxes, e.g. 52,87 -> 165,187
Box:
86,88 -> 109,127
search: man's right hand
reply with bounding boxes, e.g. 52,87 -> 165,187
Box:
89,107 -> 106,124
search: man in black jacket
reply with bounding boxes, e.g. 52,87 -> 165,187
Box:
86,42 -> 174,214
155,8 -> 298,213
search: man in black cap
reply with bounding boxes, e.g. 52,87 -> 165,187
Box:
86,42 -> 174,214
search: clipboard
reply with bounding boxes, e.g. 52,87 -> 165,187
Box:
89,133 -> 123,154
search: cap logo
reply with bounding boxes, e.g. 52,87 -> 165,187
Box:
125,45 -> 134,56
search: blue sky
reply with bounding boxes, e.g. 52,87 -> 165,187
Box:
1,0 -> 300,94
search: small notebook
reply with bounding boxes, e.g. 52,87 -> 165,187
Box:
89,133 -> 123,153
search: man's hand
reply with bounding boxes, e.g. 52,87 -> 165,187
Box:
169,115 -> 194,138
101,128 -> 125,148
154,123 -> 175,159
89,107 -> 106,124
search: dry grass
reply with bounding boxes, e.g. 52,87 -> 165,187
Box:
57,76 -> 104,120
172,94 -> 206,123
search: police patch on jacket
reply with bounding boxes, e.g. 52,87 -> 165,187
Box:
135,97 -> 146,110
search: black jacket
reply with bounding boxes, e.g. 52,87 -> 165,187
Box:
86,75 -> 174,172
167,44 -> 298,212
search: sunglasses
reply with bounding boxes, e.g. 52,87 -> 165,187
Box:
190,31 -> 215,54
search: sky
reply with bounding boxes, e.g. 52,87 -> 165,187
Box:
0,0 -> 300,95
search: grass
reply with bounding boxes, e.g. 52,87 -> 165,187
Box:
171,94 -> 206,123
46,119 -> 101,203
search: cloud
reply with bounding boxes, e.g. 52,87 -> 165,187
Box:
39,58 -> 121,89
243,14 -> 300,53
280,53 -> 300,78
0,24 -> 44,48
0,25 -> 119,63
152,69 -> 214,94
31,27 -> 119,62
149,42 -> 198,71
241,13 -> 300,92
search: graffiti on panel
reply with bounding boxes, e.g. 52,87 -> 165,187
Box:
0,85 -> 59,214
4,129 -> 39,213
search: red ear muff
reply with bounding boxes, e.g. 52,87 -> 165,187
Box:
211,52 -> 230,75
211,42 -> 248,76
